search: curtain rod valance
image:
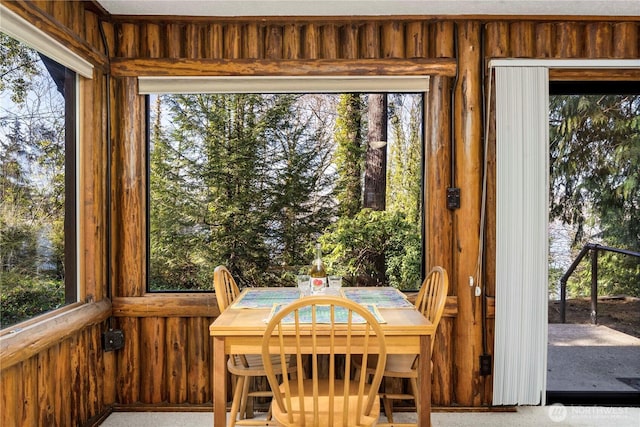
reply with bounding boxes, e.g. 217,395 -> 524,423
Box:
138,76 -> 430,94
0,5 -> 93,79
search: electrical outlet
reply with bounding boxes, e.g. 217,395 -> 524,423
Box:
102,329 -> 125,352
480,354 -> 492,376
446,187 -> 460,210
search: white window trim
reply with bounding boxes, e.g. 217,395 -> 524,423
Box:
138,75 -> 430,94
0,5 -> 93,78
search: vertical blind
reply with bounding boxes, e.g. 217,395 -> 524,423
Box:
493,66 -> 549,406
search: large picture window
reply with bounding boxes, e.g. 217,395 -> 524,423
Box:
0,34 -> 77,328
147,91 -> 424,292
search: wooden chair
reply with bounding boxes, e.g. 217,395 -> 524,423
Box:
262,296 -> 387,427
355,266 -> 449,427
214,265 -> 286,426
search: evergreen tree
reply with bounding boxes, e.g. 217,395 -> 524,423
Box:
333,94 -> 365,218
148,94 -> 335,289
387,94 -> 422,224
550,94 -> 640,296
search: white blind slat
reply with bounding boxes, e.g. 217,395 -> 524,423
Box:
494,66 -> 549,406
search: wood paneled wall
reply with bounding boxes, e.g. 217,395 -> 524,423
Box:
1,1 -> 639,425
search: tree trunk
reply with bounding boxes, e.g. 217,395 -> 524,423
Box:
364,93 -> 387,285
364,93 -> 387,210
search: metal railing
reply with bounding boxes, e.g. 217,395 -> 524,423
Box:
559,243 -> 640,324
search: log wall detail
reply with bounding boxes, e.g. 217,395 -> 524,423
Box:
0,1 -> 638,425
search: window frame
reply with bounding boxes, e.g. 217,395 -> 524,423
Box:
0,7 -> 88,328
142,76 -> 430,293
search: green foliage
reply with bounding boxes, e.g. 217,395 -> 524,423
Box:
148,94 -> 335,290
550,94 -> 640,296
1,36 -> 68,328
387,94 -> 422,223
319,209 -> 422,290
0,272 -> 64,328
333,94 -> 365,218
0,33 -> 39,104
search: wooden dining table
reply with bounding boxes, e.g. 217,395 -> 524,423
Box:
209,287 -> 435,427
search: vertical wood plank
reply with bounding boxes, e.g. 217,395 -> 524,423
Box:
360,22 -> 380,58
37,348 -> 55,425
165,23 -> 183,58
187,317 -> 209,403
88,324 -> 103,418
265,25 -> 284,59
320,24 -> 339,59
117,22 -> 139,58
613,22 -> 638,58
186,24 -> 203,58
510,21 -> 535,57
166,318 -> 188,403
205,23 -> 224,59
340,23 -> 359,59
406,21 -> 426,58
117,317 -> 141,404
243,23 -> 262,59
51,0 -> 69,30
112,77 -> 145,297
101,21 -> 116,58
535,23 -> 556,58
69,334 -> 81,425
303,23 -> 319,59
453,20 -> 484,407
225,23 -> 242,59
142,23 -> 161,58
381,22 -> 405,58
70,0 -> 84,38
431,21 -> 455,58
585,22 -> 613,58
555,22 -> 583,58
484,22 -> 509,59
103,348 -> 117,407
283,24 -> 301,59
84,10 -> 101,51
21,358 -> 38,426
431,318 -> 454,405
55,341 -> 70,425
425,75 -> 453,275
140,317 -> 167,403
1,364 -> 20,427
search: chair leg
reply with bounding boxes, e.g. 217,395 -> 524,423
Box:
239,376 -> 251,419
229,375 -> 245,427
410,377 -> 420,423
382,395 -> 394,424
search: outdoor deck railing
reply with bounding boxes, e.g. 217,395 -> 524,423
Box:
560,243 -> 640,324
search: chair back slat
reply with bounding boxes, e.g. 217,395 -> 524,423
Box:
415,266 -> 449,356
262,296 -> 386,427
213,265 -> 240,312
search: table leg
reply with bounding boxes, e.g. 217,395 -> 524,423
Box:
213,337 -> 226,426
418,334 -> 431,427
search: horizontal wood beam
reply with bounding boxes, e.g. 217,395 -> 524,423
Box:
0,300 -> 111,371
112,294 -> 220,317
110,58 -> 458,77
550,68 -> 640,81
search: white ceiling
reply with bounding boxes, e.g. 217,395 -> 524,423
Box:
95,0 -> 640,17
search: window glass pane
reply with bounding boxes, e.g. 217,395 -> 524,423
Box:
0,33 -> 75,328
148,93 -> 423,291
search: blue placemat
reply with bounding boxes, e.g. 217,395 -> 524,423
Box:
341,287 -> 415,309
268,303 -> 385,324
230,288 -> 300,309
